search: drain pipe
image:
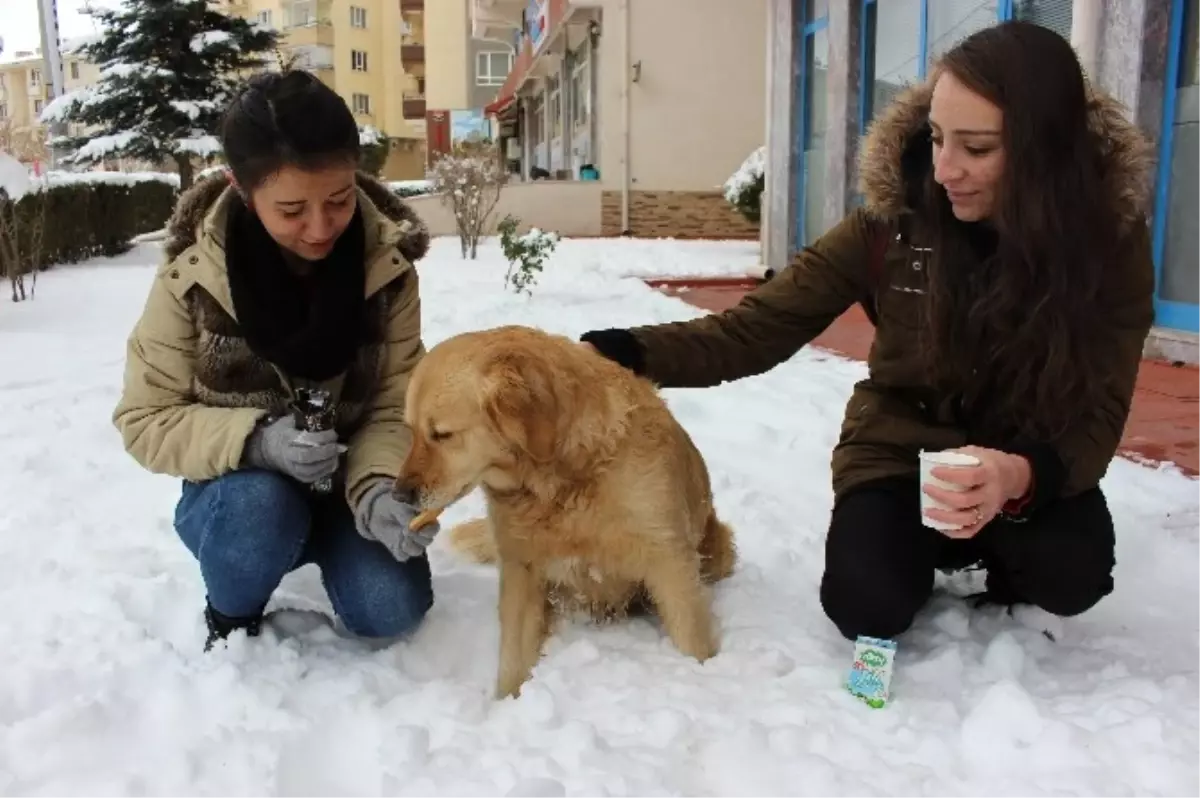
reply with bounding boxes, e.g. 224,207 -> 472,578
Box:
620,0 -> 631,234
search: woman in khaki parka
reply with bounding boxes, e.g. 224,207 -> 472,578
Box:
581,22 -> 1157,642
113,71 -> 436,649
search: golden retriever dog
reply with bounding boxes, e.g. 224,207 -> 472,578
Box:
392,325 -> 736,699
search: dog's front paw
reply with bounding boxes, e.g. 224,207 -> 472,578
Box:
495,675 -> 526,700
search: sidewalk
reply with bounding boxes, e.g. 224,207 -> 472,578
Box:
651,280 -> 1199,477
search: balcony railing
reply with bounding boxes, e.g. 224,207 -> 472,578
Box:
402,97 -> 426,120
400,0 -> 424,11
401,44 -> 425,67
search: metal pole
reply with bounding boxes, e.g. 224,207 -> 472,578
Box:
36,0 -> 67,169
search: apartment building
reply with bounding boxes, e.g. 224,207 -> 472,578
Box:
0,38 -> 100,162
473,0 -> 767,239
424,0 -> 515,165
223,0 -> 427,179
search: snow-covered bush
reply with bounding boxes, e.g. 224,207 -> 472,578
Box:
0,171 -> 174,286
497,214 -> 558,296
428,142 -> 507,260
723,145 -> 765,224
358,125 -> 389,176
0,151 -> 44,302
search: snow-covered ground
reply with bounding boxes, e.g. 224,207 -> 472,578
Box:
0,236 -> 1195,796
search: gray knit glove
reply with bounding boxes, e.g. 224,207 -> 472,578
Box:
353,480 -> 439,561
242,415 -> 342,484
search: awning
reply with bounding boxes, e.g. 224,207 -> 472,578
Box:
484,94 -> 515,117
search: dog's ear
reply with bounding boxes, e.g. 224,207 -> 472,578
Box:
481,353 -> 561,462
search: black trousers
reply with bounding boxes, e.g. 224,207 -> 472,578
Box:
819,476 -> 1116,641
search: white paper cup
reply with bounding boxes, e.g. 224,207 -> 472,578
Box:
919,449 -> 981,531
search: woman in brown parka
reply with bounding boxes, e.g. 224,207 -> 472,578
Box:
113,71 -> 437,649
581,22 -> 1157,641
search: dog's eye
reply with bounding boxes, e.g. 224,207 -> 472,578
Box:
430,429 -> 453,442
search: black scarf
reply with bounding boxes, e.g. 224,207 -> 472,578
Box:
224,198 -> 367,381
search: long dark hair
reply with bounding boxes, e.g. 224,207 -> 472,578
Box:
918,21 -> 1122,444
220,70 -> 361,191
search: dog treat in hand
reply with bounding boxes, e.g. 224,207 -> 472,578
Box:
410,508 -> 443,532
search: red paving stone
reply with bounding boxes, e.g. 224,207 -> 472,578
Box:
655,281 -> 1199,477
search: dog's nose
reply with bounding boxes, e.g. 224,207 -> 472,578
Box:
391,480 -> 419,506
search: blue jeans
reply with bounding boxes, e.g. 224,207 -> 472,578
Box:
173,469 -> 433,639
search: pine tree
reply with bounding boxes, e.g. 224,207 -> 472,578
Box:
40,0 -> 279,190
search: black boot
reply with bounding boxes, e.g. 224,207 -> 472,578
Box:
969,561 -> 1026,612
204,601 -> 263,651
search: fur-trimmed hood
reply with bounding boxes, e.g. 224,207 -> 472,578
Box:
856,79 -> 1154,229
163,170 -> 431,264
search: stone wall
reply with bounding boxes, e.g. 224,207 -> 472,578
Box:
600,190 -> 760,239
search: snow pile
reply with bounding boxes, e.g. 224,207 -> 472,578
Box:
0,238 -> 1194,794
0,150 -> 33,201
359,125 -> 386,147
7,170 -> 181,197
170,100 -> 221,121
190,30 -> 234,53
175,136 -> 222,158
43,170 -> 180,189
72,131 -> 142,163
389,179 -> 433,196
100,60 -> 175,81
38,88 -> 90,125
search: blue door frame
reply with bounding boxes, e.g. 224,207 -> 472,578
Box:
794,7 -> 829,248
1150,0 -> 1199,333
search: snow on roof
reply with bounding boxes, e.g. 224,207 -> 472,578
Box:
0,34 -> 100,66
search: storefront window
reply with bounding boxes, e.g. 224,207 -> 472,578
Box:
926,1 -> 1001,66
862,0 -> 921,127
861,0 -> 1072,132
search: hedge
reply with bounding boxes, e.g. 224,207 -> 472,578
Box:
0,175 -> 176,276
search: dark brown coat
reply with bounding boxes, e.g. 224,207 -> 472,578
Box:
599,82 -> 1156,508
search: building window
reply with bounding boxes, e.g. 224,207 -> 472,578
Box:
350,6 -> 367,28
352,93 -> 371,114
34,99 -> 44,114
256,9 -> 273,28
70,61 -> 80,80
352,49 -> 368,71
30,68 -> 41,87
0,104 -> 8,119
570,44 -> 590,127
285,1 -> 318,28
861,0 -> 1071,132
477,51 -> 513,86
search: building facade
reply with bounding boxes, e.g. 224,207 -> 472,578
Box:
422,0 -> 516,168
224,0 -> 428,179
473,0 -> 768,239
762,0 -> 1198,355
0,38 -> 100,163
